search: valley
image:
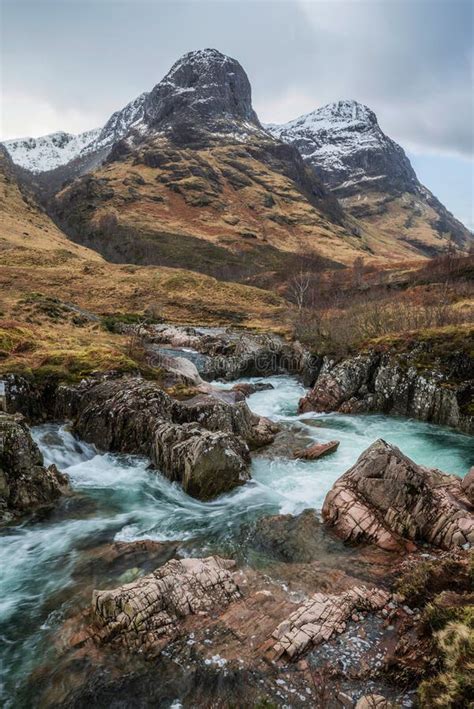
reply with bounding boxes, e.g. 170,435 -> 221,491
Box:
1,44 -> 472,709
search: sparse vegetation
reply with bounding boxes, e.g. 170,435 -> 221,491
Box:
287,252 -> 474,355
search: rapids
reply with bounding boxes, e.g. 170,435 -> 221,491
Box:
1,375 -> 472,705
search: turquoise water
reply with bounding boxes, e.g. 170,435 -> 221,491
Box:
0,375 -> 472,705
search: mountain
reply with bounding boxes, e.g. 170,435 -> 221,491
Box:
47,49 -> 370,280
268,100 -> 471,254
0,141 -> 283,361
3,51 -> 470,278
3,129 -> 101,173
3,93 -> 148,176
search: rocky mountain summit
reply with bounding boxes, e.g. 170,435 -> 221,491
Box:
268,100 -> 418,198
269,100 -> 471,252
139,48 -> 262,143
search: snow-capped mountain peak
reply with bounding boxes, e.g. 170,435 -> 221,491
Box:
268,99 -> 418,196
268,100 -> 377,135
2,92 -> 149,174
2,128 -> 101,173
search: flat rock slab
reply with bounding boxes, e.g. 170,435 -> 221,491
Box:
293,439 -> 340,460
270,585 -> 391,660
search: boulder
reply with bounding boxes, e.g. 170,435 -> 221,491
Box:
461,467 -> 474,505
293,440 -> 339,460
0,413 -> 69,522
231,381 -> 274,397
356,696 -> 395,709
92,556 -> 240,653
174,392 -> 277,450
151,421 -> 249,500
54,376 -> 276,499
160,355 -> 205,388
249,509 -> 327,562
322,439 -> 474,551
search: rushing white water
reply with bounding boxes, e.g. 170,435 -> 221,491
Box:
0,375 -> 472,704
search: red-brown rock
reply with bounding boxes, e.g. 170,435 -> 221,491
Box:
293,439 -> 340,460
322,439 -> 474,552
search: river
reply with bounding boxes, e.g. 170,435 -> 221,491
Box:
1,375 -> 472,705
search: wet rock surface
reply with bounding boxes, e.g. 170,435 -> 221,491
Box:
145,324 -> 316,381
293,439 -> 340,460
25,537 -> 471,708
248,508 -> 329,563
0,412 -> 69,522
322,439 -> 474,551
54,375 -> 277,499
299,348 -> 474,434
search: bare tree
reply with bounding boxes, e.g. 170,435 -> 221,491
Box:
288,269 -> 312,311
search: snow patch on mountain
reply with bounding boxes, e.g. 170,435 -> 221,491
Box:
93,92 -> 148,151
3,129 -> 101,173
2,92 -> 149,174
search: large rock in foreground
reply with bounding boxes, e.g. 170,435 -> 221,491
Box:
0,413 -> 69,522
93,556 -> 240,653
322,439 -> 473,551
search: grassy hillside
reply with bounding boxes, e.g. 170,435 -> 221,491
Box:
50,135 -> 387,280
0,146 -> 286,378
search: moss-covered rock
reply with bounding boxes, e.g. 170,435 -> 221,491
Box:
0,412 -> 69,522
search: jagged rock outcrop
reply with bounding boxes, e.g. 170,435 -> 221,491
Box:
270,585 -> 390,660
141,48 -> 261,140
54,376 -> 276,499
299,345 -> 474,434
322,439 -> 474,551
0,413 -> 69,522
93,556 -> 240,653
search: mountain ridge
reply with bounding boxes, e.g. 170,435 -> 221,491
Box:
2,49 -> 471,268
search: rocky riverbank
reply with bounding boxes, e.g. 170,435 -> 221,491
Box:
28,440 -> 473,708
0,325 -> 472,707
299,332 -> 474,434
0,412 -> 69,523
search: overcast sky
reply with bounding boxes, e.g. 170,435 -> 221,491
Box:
1,0 -> 473,228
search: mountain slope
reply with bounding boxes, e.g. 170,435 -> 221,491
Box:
49,49 -> 371,280
268,100 -> 471,255
0,143 -> 284,347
